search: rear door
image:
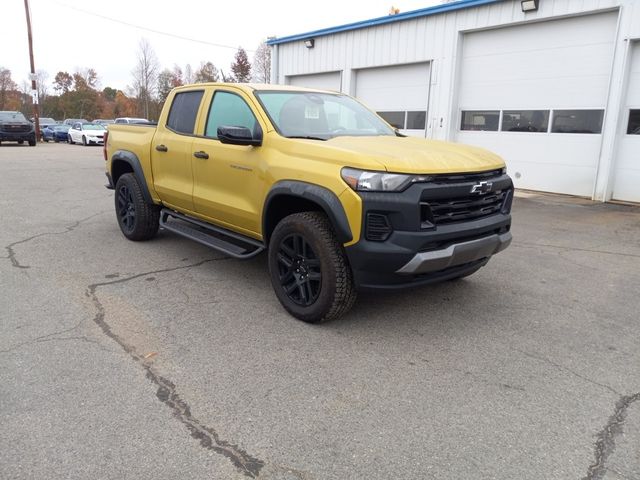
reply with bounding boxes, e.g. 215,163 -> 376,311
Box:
150,89 -> 205,212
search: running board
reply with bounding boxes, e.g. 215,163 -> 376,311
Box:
160,209 -> 265,259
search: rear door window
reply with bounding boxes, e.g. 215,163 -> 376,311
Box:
166,90 -> 204,135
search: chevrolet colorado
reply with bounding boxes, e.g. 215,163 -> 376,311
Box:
105,83 -> 513,323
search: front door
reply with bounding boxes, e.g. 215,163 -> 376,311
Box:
191,89 -> 267,237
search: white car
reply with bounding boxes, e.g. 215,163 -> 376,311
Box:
68,122 -> 107,146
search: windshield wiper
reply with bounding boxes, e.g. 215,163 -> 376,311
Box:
286,135 -> 328,141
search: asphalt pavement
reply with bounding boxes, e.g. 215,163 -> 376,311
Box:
1,142 -> 639,480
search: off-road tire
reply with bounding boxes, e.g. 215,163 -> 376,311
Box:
114,173 -> 160,241
268,212 -> 356,323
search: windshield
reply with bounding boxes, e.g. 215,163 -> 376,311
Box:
54,125 -> 70,131
83,124 -> 105,130
255,91 -> 395,140
0,112 -> 28,122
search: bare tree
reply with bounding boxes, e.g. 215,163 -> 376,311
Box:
131,38 -> 159,118
184,64 -> 194,84
252,42 -> 271,83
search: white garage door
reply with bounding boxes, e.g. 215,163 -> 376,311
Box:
456,12 -> 617,197
287,71 -> 341,92
354,62 -> 430,137
612,43 -> 640,203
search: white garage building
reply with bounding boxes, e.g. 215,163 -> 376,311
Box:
267,0 -> 640,203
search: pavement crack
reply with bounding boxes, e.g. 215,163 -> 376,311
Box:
583,392 -> 640,480
86,257 -> 265,478
3,211 -> 109,269
515,349 -> 621,396
0,320 -> 87,354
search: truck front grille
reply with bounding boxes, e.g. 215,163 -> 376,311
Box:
421,190 -> 510,226
1,124 -> 31,133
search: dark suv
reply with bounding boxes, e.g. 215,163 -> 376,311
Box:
0,111 -> 36,146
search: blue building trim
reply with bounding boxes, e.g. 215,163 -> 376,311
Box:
267,0 -> 503,46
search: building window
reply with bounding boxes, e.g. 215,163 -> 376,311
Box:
377,111 -> 405,129
551,109 -> 604,134
627,109 -> 640,135
501,110 -> 549,132
406,111 -> 427,130
460,111 -> 499,131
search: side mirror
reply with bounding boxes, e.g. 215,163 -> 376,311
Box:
217,125 -> 262,147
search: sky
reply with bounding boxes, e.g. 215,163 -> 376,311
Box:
3,0 -> 440,93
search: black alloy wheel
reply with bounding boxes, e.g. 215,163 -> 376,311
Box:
268,212 -> 356,323
117,182 -> 136,235
276,233 -> 322,306
113,173 -> 160,241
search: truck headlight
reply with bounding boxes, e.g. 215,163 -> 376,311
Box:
341,167 -> 432,192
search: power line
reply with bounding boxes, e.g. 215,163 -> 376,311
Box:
48,0 -> 255,52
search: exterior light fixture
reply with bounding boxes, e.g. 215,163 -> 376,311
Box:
521,0 -> 539,12
304,39 -> 315,49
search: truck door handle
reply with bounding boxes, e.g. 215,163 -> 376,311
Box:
155,144 -> 168,152
193,151 -> 209,159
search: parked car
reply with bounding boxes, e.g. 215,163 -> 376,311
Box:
68,122 -> 107,145
63,118 -> 88,125
0,111 -> 37,146
42,124 -> 71,143
114,117 -> 151,124
37,117 -> 59,139
93,119 -> 115,127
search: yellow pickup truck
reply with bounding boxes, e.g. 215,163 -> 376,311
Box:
105,83 -> 513,323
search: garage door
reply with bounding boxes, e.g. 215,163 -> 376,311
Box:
612,43 -> 640,203
354,62 -> 430,137
456,12 -> 617,197
287,72 -> 341,92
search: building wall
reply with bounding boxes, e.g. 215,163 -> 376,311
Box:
271,0 -> 640,201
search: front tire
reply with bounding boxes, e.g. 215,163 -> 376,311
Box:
268,212 -> 356,323
114,173 -> 160,241
82,136 -> 87,146
28,136 -> 36,146
68,134 -> 74,144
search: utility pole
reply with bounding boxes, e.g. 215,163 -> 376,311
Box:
24,0 -> 40,141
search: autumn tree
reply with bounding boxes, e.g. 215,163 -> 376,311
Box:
194,62 -> 219,83
0,67 -> 18,110
252,42 -> 271,83
53,71 -> 73,94
230,47 -> 251,83
131,38 -> 159,118
157,65 -> 184,103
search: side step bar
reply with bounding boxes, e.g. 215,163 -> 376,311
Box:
159,209 -> 265,259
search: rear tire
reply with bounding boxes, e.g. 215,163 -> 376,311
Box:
114,173 -> 160,241
18,140 -> 24,145
268,212 -> 356,323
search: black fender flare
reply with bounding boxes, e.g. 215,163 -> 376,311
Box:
263,180 -> 353,244
110,150 -> 154,204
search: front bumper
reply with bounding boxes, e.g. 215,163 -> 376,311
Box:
0,131 -> 35,142
344,171 -> 513,291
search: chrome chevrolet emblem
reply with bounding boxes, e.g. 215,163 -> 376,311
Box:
470,181 -> 493,194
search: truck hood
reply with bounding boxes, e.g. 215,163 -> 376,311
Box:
326,135 -> 505,174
